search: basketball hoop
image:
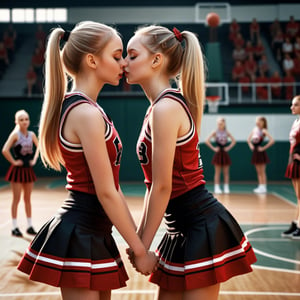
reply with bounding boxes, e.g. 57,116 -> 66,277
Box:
206,95 -> 220,113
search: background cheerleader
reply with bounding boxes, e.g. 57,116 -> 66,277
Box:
247,116 -> 274,194
205,117 -> 236,194
2,109 -> 39,237
283,95 -> 300,239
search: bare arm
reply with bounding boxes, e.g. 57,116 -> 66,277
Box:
137,188 -> 150,237
69,104 -> 156,273
225,131 -> 236,152
247,130 -> 254,150
205,131 -> 218,152
260,129 -> 275,151
2,131 -> 23,166
140,99 -> 183,250
30,132 -> 39,166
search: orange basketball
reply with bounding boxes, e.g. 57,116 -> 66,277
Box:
206,12 -> 220,28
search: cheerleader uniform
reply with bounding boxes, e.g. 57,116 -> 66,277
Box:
211,129 -> 231,166
17,92 -> 128,290
137,88 -> 257,291
250,126 -> 270,165
285,118 -> 300,178
5,130 -> 36,183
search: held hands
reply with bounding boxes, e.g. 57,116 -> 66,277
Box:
126,248 -> 159,276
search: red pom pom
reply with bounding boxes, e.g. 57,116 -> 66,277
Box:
206,12 -> 220,28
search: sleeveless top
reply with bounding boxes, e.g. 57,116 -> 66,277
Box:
251,126 -> 265,146
215,129 -> 229,148
59,92 -> 123,194
13,130 -> 34,167
137,89 -> 205,199
289,118 -> 300,155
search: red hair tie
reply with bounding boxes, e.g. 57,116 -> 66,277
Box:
173,27 -> 183,42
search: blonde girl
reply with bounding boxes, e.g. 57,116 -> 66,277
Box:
125,25 -> 256,300
283,95 -> 300,239
2,109 -> 39,237
17,21 -> 157,300
247,116 -> 274,193
205,117 -> 236,194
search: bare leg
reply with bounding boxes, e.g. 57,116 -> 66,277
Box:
214,165 -> 222,185
61,287 -> 111,300
255,164 -> 266,185
223,165 -> 230,184
292,179 -> 300,225
11,182 -> 22,219
157,288 -> 182,300
183,283 -> 220,300
157,283 -> 220,300
23,182 -> 34,218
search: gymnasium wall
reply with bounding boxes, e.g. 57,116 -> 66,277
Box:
0,97 -> 293,182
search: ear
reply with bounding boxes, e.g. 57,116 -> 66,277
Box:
86,53 -> 97,69
152,53 -> 163,69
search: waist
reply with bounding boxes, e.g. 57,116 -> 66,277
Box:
57,190 -> 113,230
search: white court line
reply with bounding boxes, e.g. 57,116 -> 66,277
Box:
1,290 -> 300,297
253,264 -> 300,274
245,226 -> 300,266
271,191 -> 297,207
0,220 -> 10,229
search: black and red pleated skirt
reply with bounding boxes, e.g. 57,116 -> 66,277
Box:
212,149 -> 231,166
149,185 -> 257,291
17,190 -> 129,290
5,165 -> 36,183
285,157 -> 300,179
251,149 -> 270,165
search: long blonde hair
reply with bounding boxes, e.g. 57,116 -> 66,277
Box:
135,25 -> 206,133
39,21 -> 117,171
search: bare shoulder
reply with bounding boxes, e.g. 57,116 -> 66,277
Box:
67,102 -> 104,128
153,97 -> 185,115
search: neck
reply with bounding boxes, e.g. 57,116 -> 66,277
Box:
73,75 -> 103,102
141,78 -> 171,103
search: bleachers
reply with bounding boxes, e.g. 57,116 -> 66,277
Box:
0,19 -> 299,101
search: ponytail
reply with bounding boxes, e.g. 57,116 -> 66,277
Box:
180,31 -> 206,134
38,21 -> 117,171
39,27 -> 66,171
135,25 -> 206,134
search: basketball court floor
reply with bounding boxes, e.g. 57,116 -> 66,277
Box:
0,178 -> 299,299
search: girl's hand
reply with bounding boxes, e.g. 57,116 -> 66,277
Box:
29,159 -> 36,166
257,146 -> 264,152
127,249 -> 158,275
134,251 -> 158,275
293,153 -> 300,161
13,159 -> 23,166
214,146 -> 220,152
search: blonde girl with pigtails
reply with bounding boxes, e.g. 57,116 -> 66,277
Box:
125,25 -> 257,299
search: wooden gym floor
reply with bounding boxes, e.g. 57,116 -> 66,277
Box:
0,178 -> 299,299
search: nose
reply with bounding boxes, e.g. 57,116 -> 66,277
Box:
120,57 -> 128,68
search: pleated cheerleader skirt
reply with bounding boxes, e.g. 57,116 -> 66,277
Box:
212,149 -> 231,166
149,185 -> 257,291
17,190 -> 129,290
251,149 -> 270,165
285,158 -> 300,179
5,165 -> 36,183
